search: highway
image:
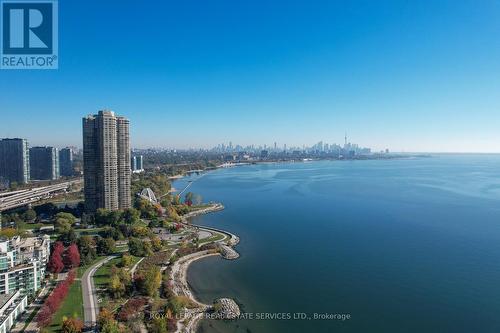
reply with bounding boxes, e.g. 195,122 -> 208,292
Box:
0,179 -> 82,212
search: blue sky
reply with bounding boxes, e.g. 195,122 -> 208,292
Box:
1,0 -> 500,152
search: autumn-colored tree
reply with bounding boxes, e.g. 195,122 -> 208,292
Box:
48,250 -> 64,274
64,244 -> 80,268
37,272 -> 77,327
0,228 -> 18,238
36,306 -> 53,328
117,297 -> 147,322
97,308 -> 122,333
61,316 -> 83,333
109,266 -> 131,299
53,241 -> 65,255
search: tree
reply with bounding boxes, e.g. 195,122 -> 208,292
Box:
54,212 -> 76,234
36,306 -> 53,328
37,270 -> 77,327
48,242 -> 65,274
149,316 -> 168,333
53,241 -> 65,255
100,226 -> 123,240
23,209 -> 37,222
55,212 -> 76,224
77,235 -> 96,265
64,244 -> 80,268
62,316 -> 83,333
97,237 -> 116,255
128,238 -> 144,257
96,209 -> 123,226
140,266 -> 161,297
98,308 -> 122,333
0,228 -> 18,238
150,236 -> 162,252
120,253 -> 133,268
59,229 -> 77,246
109,267 -> 131,299
55,219 -> 71,234
123,208 -> 140,225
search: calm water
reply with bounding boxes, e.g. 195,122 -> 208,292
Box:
176,155 -> 500,333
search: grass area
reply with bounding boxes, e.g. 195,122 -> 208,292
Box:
75,227 -> 105,236
199,232 -> 225,245
187,204 -> 212,212
116,244 -> 129,252
17,221 -> 46,230
47,281 -> 83,333
93,254 -> 142,313
93,257 -> 122,288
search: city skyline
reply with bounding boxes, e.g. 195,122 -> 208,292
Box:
1,1 -> 500,152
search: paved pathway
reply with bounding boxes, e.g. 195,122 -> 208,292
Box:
129,257 -> 145,278
82,256 -> 117,329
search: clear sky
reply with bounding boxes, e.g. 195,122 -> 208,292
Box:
1,0 -> 500,152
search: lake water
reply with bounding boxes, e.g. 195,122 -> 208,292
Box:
175,155 -> 500,333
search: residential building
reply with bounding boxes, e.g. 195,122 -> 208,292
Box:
83,110 -> 131,212
0,139 -> 30,185
0,236 -> 50,296
59,147 -> 73,177
29,147 -> 59,180
0,290 -> 28,333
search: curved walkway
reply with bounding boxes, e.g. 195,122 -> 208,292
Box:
82,256 -> 117,329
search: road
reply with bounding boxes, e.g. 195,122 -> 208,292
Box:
82,256 -> 117,329
0,179 -> 82,212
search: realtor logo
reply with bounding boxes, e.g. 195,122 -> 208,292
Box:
1,0 -> 58,69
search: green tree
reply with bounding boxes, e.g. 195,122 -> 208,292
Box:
128,238 -> 144,257
120,253 -> 133,268
150,236 -> 162,252
96,209 -> 123,226
109,266 -> 132,299
123,208 -> 140,224
149,316 -> 168,333
77,235 -> 97,265
97,237 -> 116,255
142,266 -> 161,297
23,209 -> 37,222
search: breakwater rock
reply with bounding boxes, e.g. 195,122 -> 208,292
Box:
214,298 -> 240,319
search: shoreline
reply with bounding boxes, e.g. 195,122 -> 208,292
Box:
171,204 -> 240,333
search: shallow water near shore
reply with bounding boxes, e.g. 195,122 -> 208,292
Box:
177,155 -> 500,333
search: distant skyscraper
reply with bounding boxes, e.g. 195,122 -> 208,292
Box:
130,155 -> 137,171
83,110 -> 131,212
29,147 -> 59,180
59,147 -> 73,177
131,155 -> 144,173
136,155 -> 143,170
0,138 -> 30,184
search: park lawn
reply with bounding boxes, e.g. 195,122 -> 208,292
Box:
187,204 -> 212,212
47,281 -> 83,333
199,232 -> 225,245
93,257 -> 122,288
17,221 -> 46,231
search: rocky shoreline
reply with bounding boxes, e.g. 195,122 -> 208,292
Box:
171,204 -> 240,333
